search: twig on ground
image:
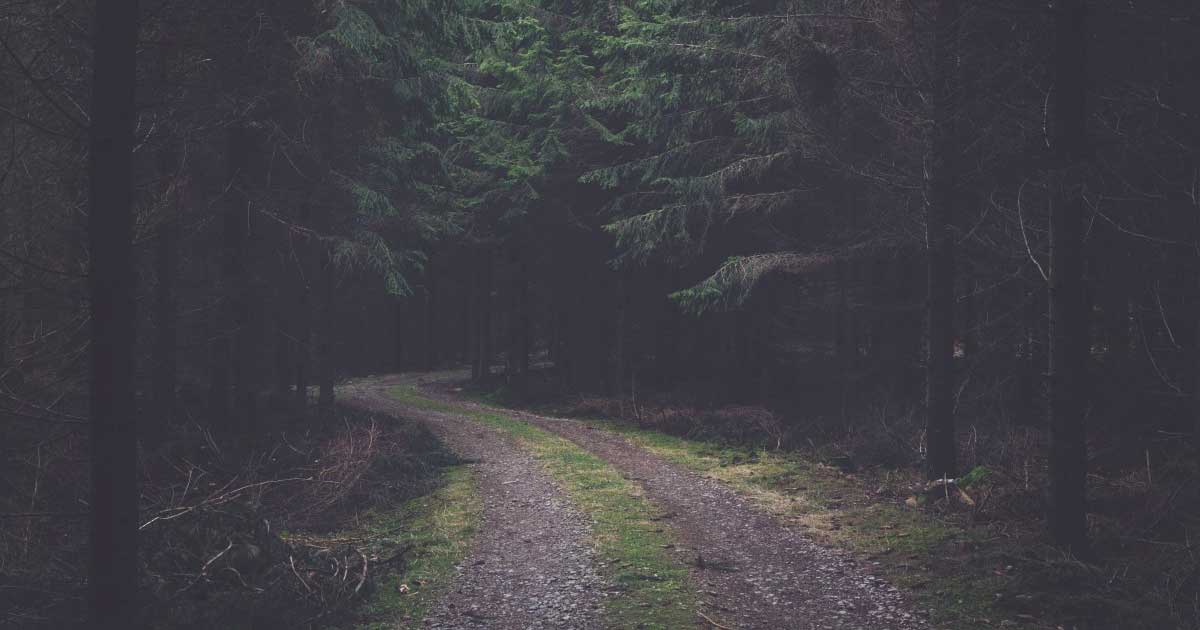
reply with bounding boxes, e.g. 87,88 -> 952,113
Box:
354,548 -> 369,594
290,554 -> 313,593
698,610 -> 734,629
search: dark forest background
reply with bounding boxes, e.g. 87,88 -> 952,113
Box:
3,0 -> 1200,627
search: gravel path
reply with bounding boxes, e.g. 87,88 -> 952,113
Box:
341,375 -> 607,629
419,375 -> 931,630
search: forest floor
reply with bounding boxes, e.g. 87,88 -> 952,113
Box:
341,372 -> 931,629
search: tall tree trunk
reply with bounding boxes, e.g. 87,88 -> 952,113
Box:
460,284 -> 471,365
295,284 -> 311,406
1047,0 -> 1090,554
1192,161 -> 1200,451
275,295 -> 292,395
963,272 -> 977,358
507,249 -> 529,393
925,0 -> 960,481
469,259 -> 481,380
612,270 -> 628,397
834,262 -> 853,419
210,127 -> 252,427
0,182 -> 8,377
150,199 -> 178,433
395,299 -> 407,371
317,250 -> 335,419
476,248 -> 493,380
424,259 -> 437,371
20,187 -> 35,347
1016,281 -> 1045,425
87,0 -> 140,624
229,128 -> 255,432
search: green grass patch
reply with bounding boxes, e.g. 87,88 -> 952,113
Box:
351,464 -> 482,629
388,385 -> 699,629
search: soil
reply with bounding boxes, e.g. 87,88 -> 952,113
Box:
345,373 -> 931,629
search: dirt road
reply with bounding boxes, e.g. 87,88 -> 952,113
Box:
344,374 -> 929,629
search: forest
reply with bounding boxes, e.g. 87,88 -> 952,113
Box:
2,0 -> 1200,628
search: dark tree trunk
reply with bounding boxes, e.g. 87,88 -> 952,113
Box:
507,249 -> 529,392
1016,281 -> 1046,425
0,183 -> 7,376
612,270 -> 628,397
210,127 -> 252,428
474,248 -> 493,380
20,187 -> 35,345
1193,160 -> 1200,450
1047,0 -> 1090,555
400,298 -> 410,372
275,297 -> 292,395
424,259 -> 437,371
654,271 -> 681,388
317,250 -> 336,419
460,284 -> 471,364
924,0 -> 960,481
150,212 -> 178,432
963,272 -> 977,358
469,260 -> 481,381
229,128 -> 255,432
295,285 -> 311,406
834,262 -> 854,418
87,0 -> 140,624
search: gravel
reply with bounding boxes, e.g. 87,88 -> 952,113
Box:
342,377 -> 608,629
420,376 -> 933,630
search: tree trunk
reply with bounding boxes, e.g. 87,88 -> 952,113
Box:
507,249 -> 529,393
1047,0 -> 1090,555
474,248 -> 493,380
0,181 -> 8,377
1016,281 -> 1045,425
229,128 -> 255,432
924,0 -> 960,481
87,0 -> 140,624
460,285 -> 471,365
612,270 -> 628,397
150,208 -> 178,433
963,272 -> 977,358
395,299 -> 407,371
210,127 -> 252,428
295,284 -> 311,406
275,296 -> 292,395
318,250 -> 336,419
834,262 -> 853,418
424,259 -> 437,371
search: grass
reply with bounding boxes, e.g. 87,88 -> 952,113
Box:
282,461 -> 482,630
353,464 -> 483,629
388,385 -> 699,629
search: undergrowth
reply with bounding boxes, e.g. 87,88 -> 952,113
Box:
1,398 -> 469,629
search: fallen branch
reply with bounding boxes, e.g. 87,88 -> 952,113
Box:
140,477 -> 316,530
289,555 -> 313,593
